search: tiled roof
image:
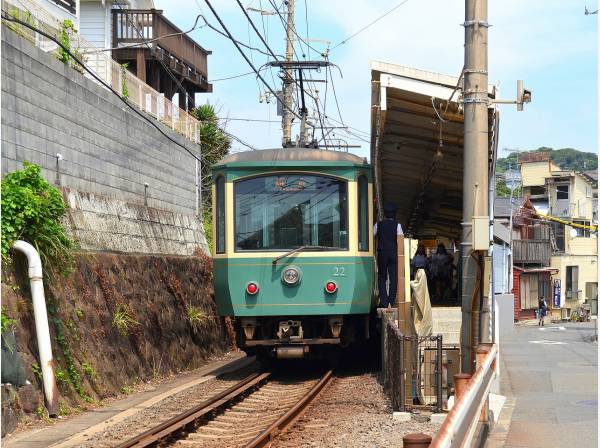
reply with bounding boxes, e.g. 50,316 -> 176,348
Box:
494,197 -> 523,218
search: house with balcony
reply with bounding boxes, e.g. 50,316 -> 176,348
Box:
519,152 -> 598,317
503,198 -> 557,320
79,1 -> 212,110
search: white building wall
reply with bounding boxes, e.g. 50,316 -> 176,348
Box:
79,1 -> 109,79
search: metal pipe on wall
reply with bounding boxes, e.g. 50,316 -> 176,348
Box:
460,0 -> 489,373
12,240 -> 58,416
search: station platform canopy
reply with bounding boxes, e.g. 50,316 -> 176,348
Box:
370,61 -> 499,241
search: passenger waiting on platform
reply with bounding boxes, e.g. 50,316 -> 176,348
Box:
430,244 -> 453,302
374,202 -> 403,308
411,243 -> 429,279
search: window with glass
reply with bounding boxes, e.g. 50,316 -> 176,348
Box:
358,175 -> 369,251
550,222 -> 565,252
566,266 -> 579,299
573,220 -> 591,238
234,174 -> 348,251
215,176 -> 225,253
556,184 -> 569,200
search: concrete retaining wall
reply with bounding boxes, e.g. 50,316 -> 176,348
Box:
63,188 -> 207,255
1,26 -> 209,255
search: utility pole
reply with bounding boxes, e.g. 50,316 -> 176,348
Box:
282,0 -> 295,147
460,0 -> 489,374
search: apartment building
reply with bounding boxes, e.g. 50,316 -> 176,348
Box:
520,152 -> 598,316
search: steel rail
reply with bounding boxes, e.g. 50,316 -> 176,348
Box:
430,344 -> 498,448
115,371 -> 270,448
244,369 -> 334,448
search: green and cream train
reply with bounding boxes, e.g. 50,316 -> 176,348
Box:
212,149 -> 375,360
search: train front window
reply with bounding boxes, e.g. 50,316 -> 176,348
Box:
234,174 -> 348,251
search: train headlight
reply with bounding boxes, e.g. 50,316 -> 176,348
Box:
246,282 -> 259,295
282,266 -> 301,285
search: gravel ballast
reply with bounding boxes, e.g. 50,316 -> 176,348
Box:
272,372 -> 441,448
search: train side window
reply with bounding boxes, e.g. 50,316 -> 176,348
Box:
216,176 -> 225,254
358,175 -> 369,251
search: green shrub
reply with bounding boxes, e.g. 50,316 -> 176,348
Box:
1,162 -> 76,273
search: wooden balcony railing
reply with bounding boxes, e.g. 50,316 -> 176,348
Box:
513,239 -> 551,266
112,8 -> 209,78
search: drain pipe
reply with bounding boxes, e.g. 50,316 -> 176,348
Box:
12,240 -> 58,416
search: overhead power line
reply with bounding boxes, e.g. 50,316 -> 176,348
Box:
236,0 -> 279,60
202,0 -> 310,126
331,0 -> 411,50
267,0 -> 324,56
209,70 -> 258,82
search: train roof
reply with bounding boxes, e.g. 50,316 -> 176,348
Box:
214,148 -> 368,167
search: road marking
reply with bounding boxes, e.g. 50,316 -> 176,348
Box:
528,339 -> 567,345
539,326 -> 565,331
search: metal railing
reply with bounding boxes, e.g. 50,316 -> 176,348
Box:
2,0 -> 200,145
382,312 -> 444,413
430,343 -> 498,448
112,9 -> 209,78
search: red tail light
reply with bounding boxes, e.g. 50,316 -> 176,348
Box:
325,281 -> 337,293
246,282 -> 259,295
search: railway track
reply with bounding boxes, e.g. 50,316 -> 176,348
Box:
116,369 -> 333,448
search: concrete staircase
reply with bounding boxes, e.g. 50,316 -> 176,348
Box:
432,306 -> 462,346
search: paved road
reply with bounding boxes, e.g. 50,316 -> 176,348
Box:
488,321 -> 598,448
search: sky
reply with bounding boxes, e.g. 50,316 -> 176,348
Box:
155,0 -> 598,160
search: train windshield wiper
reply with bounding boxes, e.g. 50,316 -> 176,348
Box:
272,245 -> 340,264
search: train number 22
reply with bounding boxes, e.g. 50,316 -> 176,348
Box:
332,266 -> 346,277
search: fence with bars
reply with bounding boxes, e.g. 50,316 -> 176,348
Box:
381,312 -> 444,413
2,0 -> 201,145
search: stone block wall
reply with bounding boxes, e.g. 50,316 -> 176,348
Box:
1,27 -> 209,254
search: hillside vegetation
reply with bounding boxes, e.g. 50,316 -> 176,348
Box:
495,147 -> 597,198
497,147 -> 598,173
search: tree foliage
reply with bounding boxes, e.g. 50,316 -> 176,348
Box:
495,180 -> 522,199
190,104 -> 231,253
497,147 -> 597,173
1,163 -> 76,272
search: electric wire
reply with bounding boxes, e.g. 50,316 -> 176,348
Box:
209,70 -> 257,82
267,0 -> 323,56
331,0 -> 411,50
86,14 -> 205,53
202,0 -> 308,125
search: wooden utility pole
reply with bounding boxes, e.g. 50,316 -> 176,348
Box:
460,0 -> 489,373
282,0 -> 295,147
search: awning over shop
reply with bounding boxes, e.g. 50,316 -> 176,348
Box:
370,61 -> 499,240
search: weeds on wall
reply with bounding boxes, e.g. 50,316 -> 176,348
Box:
1,307 -> 17,352
56,19 -> 86,73
120,63 -> 130,100
112,304 -> 140,337
48,299 -> 93,402
5,7 -> 35,39
186,304 -> 208,333
1,162 -> 77,274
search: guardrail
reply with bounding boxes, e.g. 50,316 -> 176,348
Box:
430,343 -> 497,448
2,0 -> 200,145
